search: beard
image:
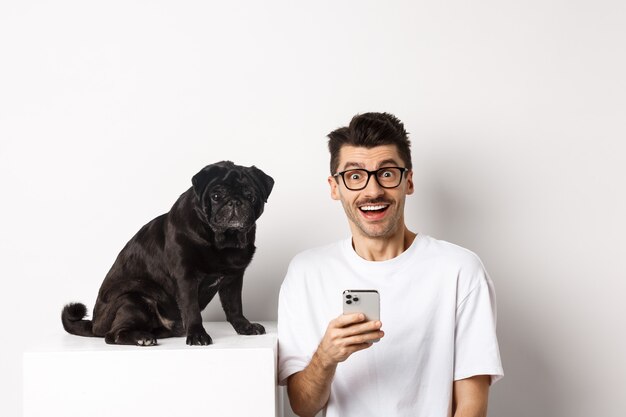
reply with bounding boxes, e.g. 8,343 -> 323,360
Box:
341,197 -> 405,239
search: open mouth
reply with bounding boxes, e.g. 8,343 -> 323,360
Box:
358,204 -> 390,220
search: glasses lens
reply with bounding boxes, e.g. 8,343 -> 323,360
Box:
376,168 -> 402,188
343,169 -> 368,190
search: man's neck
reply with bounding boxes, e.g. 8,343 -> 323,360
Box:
351,227 -> 417,262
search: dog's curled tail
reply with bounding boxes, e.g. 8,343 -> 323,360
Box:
61,303 -> 95,337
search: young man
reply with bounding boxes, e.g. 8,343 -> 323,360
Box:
278,113 -> 503,417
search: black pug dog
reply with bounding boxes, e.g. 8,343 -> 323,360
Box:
61,161 -> 274,346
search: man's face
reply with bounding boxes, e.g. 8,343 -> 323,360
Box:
328,145 -> 414,240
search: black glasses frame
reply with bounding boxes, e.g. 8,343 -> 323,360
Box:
333,167 -> 409,191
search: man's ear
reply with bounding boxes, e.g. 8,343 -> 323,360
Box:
328,176 -> 341,200
191,162 -> 231,199
405,170 -> 415,196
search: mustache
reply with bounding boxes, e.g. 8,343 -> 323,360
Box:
355,198 -> 392,207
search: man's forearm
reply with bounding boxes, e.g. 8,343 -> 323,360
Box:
287,350 -> 337,417
453,403 -> 488,417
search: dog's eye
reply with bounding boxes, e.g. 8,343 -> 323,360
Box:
244,191 -> 256,203
211,193 -> 222,201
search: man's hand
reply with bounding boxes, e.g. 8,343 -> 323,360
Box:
286,313 -> 384,417
317,313 -> 384,367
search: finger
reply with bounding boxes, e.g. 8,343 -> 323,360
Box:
348,341 -> 377,355
332,312 -> 366,328
340,320 -> 382,337
344,330 -> 385,346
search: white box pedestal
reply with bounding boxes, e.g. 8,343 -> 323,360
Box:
23,322 -> 281,417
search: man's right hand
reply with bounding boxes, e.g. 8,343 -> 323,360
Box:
316,313 -> 384,369
286,313 -> 384,417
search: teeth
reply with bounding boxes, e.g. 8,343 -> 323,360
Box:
360,205 -> 388,211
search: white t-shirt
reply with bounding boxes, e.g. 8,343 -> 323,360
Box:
277,234 -> 503,417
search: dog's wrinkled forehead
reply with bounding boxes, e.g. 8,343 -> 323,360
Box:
191,161 -> 274,202
220,169 -> 247,186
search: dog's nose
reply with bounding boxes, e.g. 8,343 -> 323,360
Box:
227,199 -> 242,208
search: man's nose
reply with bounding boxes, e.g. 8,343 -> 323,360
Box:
362,175 -> 385,197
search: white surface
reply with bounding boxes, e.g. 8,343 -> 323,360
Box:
23,322 -> 279,417
1,2 -> 625,417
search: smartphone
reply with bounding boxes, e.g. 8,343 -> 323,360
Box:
342,289 -> 380,322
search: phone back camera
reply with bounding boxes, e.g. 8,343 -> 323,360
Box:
346,300 -> 352,304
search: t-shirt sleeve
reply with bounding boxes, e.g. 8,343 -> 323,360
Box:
454,263 -> 504,384
277,258 -> 315,386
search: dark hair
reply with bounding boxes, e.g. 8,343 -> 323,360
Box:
327,112 -> 412,174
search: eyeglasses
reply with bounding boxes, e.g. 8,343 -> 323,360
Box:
333,167 -> 408,191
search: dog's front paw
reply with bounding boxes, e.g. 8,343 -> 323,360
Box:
232,321 -> 266,336
186,326 -> 212,346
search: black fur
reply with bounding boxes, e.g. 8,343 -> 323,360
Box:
61,161 -> 274,346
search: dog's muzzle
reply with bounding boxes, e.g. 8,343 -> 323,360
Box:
209,198 -> 255,234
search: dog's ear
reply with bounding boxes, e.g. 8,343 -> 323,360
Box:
192,162 -> 232,199
248,166 -> 274,203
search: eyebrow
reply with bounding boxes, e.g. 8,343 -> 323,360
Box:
341,158 -> 401,171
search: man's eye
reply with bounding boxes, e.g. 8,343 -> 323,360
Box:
350,173 -> 362,180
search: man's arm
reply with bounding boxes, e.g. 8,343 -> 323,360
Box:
452,375 -> 491,417
286,313 -> 384,417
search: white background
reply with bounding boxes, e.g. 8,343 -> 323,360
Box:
1,1 -> 625,416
